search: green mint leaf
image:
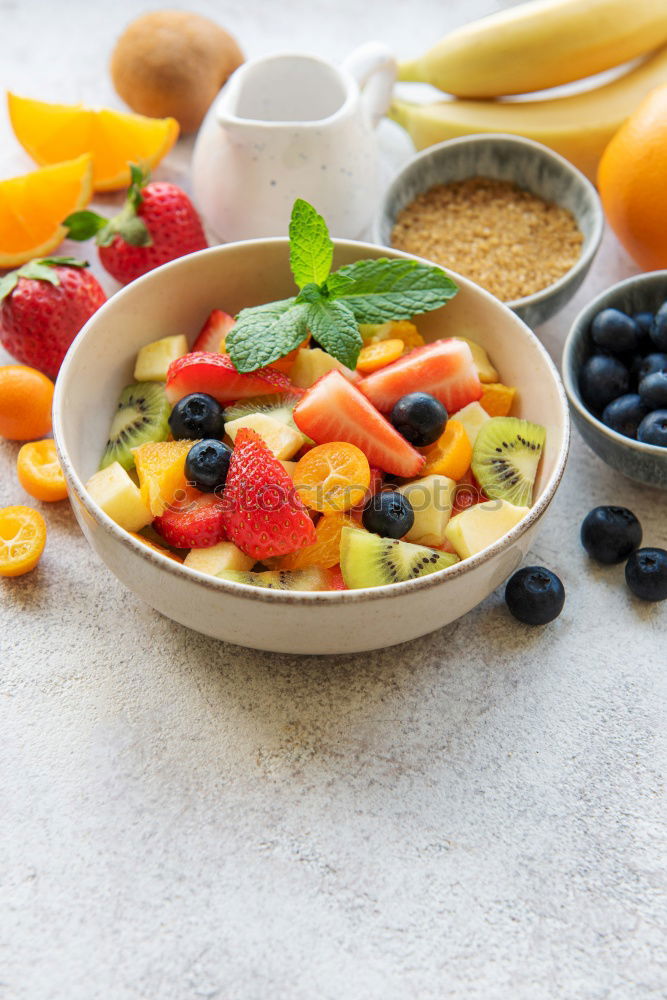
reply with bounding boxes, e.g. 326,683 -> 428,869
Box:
64,210 -> 109,241
306,299 -> 362,370
325,258 -> 458,323
227,298 -> 307,373
295,282 -> 324,305
289,199 -> 333,289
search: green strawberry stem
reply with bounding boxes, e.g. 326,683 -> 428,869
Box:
63,162 -> 153,248
0,256 -> 89,302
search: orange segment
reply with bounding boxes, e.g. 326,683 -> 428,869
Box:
421,419 -> 472,480
0,505 -> 47,577
276,511 -> 357,570
356,338 -> 405,373
7,93 -> 179,192
294,442 -> 371,513
480,382 -> 517,417
0,155 -> 92,267
16,439 -> 68,502
133,439 -> 194,517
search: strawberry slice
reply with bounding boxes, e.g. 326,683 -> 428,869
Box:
165,351 -> 296,406
153,485 -> 227,549
192,309 -> 236,353
358,339 -> 483,414
292,370 -> 424,478
222,427 -> 316,560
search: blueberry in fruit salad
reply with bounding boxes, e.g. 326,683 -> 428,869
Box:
185,439 -> 232,492
579,354 -> 630,412
601,394 -> 649,438
637,410 -> 667,446
580,505 -> 642,564
649,302 -> 667,352
591,308 -> 643,354
169,392 -> 225,440
389,391 -> 447,446
505,566 -> 565,625
625,548 -> 667,602
84,199 -> 547,592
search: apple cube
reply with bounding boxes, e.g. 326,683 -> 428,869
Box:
85,462 -> 152,532
454,401 -> 490,446
289,347 -> 359,388
445,499 -> 530,559
397,474 -> 456,547
225,412 -> 304,459
184,541 -> 254,576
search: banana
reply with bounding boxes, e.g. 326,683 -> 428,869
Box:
399,0 -> 667,98
390,45 -> 667,182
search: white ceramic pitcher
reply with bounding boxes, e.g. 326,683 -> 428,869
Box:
191,43 -> 397,242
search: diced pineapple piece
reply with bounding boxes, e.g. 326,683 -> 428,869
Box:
85,462 -> 152,532
454,401 -> 491,446
289,347 -> 358,388
225,412 -> 304,459
453,337 -> 499,383
134,334 -> 188,381
184,541 -> 254,576
445,499 -> 529,559
397,474 -> 456,547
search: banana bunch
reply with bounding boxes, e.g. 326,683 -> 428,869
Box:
393,0 -> 667,181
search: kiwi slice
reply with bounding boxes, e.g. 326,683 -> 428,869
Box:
223,393 -> 311,439
471,417 -> 546,507
100,381 -> 171,471
218,568 -> 329,590
340,526 -> 458,589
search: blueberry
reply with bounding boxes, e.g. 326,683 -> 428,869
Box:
638,371 -> 667,410
591,308 -> 643,354
625,547 -> 667,602
362,490 -> 414,538
580,506 -> 642,564
633,311 -> 654,336
638,353 -> 667,381
505,566 -> 565,625
579,354 -> 630,412
637,409 -> 667,447
390,392 -> 447,446
649,302 -> 667,352
185,439 -> 232,492
601,394 -> 649,438
169,393 -> 225,440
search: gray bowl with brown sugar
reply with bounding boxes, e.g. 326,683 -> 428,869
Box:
373,134 -> 604,328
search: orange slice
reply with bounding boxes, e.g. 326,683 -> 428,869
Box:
276,512 -> 357,570
421,419 -> 472,481
0,505 -> 47,577
295,442 -> 371,513
0,155 -> 93,268
7,93 -> 179,191
133,439 -> 194,517
356,338 -> 405,373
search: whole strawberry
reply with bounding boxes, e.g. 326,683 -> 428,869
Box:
65,165 -> 207,285
0,257 -> 106,378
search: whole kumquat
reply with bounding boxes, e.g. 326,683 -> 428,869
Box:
0,365 -> 54,440
16,439 -> 68,501
294,441 -> 371,513
0,505 -> 47,577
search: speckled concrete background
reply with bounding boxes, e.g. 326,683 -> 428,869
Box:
1,2 -> 666,998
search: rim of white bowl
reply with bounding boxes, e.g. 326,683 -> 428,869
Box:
373,133 -> 604,313
562,269 -> 667,460
53,238 -> 570,605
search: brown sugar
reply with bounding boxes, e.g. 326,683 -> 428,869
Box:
391,176 -> 583,302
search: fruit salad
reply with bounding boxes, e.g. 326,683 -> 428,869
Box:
84,200 -> 547,592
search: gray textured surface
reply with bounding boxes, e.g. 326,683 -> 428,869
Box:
1,2 -> 666,998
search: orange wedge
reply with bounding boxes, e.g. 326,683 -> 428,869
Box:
7,93 -> 179,191
0,154 -> 93,268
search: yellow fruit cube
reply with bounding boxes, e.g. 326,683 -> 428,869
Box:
445,499 -> 529,559
134,334 -> 188,381
133,439 -> 194,517
397,474 -> 456,547
85,461 -> 152,532
453,401 -> 491,446
184,542 -> 254,576
290,347 -> 356,388
224,412 -> 305,460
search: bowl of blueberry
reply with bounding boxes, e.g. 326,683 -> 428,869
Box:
562,270 -> 667,488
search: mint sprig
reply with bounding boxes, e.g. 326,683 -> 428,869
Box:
226,199 -> 458,373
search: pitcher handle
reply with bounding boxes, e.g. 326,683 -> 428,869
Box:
342,42 -> 397,128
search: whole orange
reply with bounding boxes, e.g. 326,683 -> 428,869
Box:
0,365 -> 54,440
598,84 -> 667,271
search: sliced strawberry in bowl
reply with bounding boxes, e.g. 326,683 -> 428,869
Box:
222,427 -> 316,561
165,351 -> 297,406
192,309 -> 236,353
153,485 -> 227,549
293,370 -> 425,478
358,339 -> 482,414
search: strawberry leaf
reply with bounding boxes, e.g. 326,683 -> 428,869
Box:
0,256 -> 89,302
64,210 -> 109,241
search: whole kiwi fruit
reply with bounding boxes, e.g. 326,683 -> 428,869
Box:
110,10 -> 244,133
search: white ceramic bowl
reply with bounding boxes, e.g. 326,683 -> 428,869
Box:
53,239 -> 569,654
